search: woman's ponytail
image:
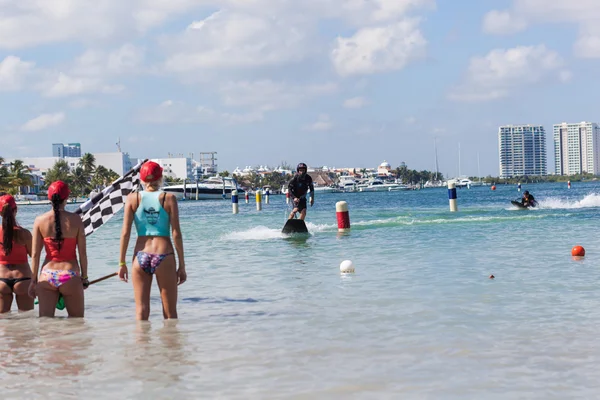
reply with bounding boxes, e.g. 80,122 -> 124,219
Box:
51,193 -> 63,250
1,203 -> 16,255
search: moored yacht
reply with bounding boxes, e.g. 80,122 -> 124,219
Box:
358,178 -> 408,192
162,177 -> 244,200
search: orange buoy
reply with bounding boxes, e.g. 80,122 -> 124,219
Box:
571,245 -> 585,257
491,185 -> 496,191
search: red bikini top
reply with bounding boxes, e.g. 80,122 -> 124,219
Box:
0,228 -> 28,265
43,237 -> 77,262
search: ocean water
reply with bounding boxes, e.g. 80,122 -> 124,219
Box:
2,182 -> 600,399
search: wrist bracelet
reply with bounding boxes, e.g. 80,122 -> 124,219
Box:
119,262 -> 126,267
82,276 -> 88,280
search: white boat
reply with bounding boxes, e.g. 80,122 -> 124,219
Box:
358,178 -> 407,192
337,176 -> 360,192
424,180 -> 445,188
162,177 -> 244,200
312,185 -> 342,193
454,178 -> 473,188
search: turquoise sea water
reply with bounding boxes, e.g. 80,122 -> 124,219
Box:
2,182 -> 600,399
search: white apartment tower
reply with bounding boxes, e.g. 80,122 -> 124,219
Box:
553,121 -> 600,175
498,125 -> 547,178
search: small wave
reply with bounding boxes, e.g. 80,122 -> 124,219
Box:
537,193 -> 600,209
305,221 -> 335,232
221,226 -> 284,241
222,223 -> 328,241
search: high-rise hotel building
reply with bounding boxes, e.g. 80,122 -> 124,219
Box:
498,125 -> 547,178
52,143 -> 81,158
553,122 -> 600,175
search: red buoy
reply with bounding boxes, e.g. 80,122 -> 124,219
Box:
491,185 -> 496,191
571,245 -> 585,257
336,201 -> 351,232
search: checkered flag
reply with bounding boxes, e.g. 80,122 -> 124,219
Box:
75,159 -> 147,236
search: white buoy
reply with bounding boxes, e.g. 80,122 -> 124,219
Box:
265,188 -> 270,204
447,180 -> 457,212
232,189 -> 239,214
339,260 -> 355,273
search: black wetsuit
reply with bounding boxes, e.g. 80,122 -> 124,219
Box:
288,173 -> 314,212
521,195 -> 536,207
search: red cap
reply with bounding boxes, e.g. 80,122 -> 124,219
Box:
48,181 -> 71,201
140,161 -> 163,182
0,194 -> 17,213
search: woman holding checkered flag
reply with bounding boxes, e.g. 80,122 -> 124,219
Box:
118,161 -> 186,320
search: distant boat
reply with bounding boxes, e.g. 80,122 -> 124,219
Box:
162,177 -> 244,200
312,185 -> 343,193
358,178 -> 408,192
455,178 -> 473,188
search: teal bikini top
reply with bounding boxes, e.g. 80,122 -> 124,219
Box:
134,191 -> 170,237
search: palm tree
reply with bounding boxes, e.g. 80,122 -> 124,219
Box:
8,160 -> 32,195
0,157 -> 9,192
107,169 -> 120,183
92,165 -> 110,188
45,160 -> 71,188
79,153 -> 96,174
70,166 -> 89,197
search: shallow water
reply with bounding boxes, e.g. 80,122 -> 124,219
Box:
2,182 -> 600,399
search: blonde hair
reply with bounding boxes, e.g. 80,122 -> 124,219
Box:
143,177 -> 163,191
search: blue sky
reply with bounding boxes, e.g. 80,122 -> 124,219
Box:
2,0 -> 600,177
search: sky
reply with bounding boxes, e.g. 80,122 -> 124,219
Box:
2,0 -> 600,178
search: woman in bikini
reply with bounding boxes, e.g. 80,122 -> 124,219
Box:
28,181 -> 89,317
118,161 -> 186,320
0,194 -> 34,313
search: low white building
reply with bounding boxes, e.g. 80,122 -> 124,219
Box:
146,157 -> 193,180
93,152 -> 132,176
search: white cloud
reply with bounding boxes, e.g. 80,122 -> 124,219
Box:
574,28 -> 600,58
137,100 -> 263,125
343,96 -> 369,109
331,19 -> 426,76
306,114 -> 333,131
482,1 -> 600,57
0,0 -> 206,50
219,80 -> 337,111
482,10 -> 527,35
162,10 -> 314,73
0,56 -> 35,91
41,73 -> 124,97
0,0 -> 435,51
449,45 -> 570,102
73,44 -> 145,76
20,112 -> 65,132
36,44 -> 142,97
203,0 -> 435,27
